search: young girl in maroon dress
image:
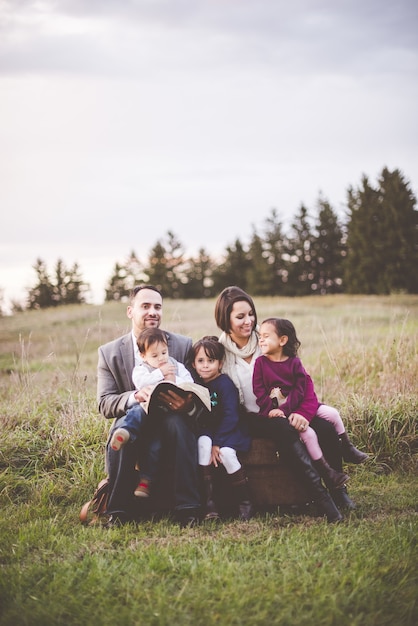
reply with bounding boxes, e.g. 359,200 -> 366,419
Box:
253,318 -> 368,490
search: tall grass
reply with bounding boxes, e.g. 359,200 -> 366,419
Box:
0,295 -> 417,625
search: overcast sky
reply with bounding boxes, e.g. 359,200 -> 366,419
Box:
1,0 -> 417,310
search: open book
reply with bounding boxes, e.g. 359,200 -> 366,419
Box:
142,380 -> 211,415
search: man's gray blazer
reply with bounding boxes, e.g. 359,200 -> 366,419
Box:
97,330 -> 193,421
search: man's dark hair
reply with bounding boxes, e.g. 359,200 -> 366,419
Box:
129,285 -> 162,303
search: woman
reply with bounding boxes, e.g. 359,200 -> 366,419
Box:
215,286 -> 355,521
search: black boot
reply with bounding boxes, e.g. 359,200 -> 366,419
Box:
229,467 -> 254,521
340,432 -> 369,464
313,456 -> 350,490
200,466 -> 220,522
330,485 -> 356,511
284,440 -> 343,523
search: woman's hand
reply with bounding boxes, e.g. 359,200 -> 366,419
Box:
268,408 -> 286,418
288,412 -> 309,432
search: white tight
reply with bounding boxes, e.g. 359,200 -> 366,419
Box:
198,435 -> 241,474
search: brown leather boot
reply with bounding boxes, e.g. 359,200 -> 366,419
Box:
313,456 -> 350,490
340,432 -> 369,464
229,467 -> 254,521
200,466 -> 220,522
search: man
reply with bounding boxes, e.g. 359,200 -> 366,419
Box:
97,285 -> 201,527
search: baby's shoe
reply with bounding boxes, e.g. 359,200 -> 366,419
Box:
134,478 -> 150,498
110,427 -> 130,451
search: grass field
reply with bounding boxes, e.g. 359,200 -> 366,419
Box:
0,295 -> 417,625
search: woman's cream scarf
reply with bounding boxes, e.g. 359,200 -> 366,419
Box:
218,330 -> 259,404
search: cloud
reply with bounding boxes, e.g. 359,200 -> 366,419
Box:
0,0 -> 417,310
1,0 -> 417,77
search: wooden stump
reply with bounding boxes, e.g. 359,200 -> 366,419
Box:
238,438 -> 310,507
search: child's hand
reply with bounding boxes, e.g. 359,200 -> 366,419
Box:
159,361 -> 176,379
135,385 -> 153,403
268,409 -> 286,418
211,446 -> 221,467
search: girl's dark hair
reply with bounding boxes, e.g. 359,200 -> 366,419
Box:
214,286 -> 257,333
137,328 -> 168,354
191,336 -> 225,362
261,318 -> 301,357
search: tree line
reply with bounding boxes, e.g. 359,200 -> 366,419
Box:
4,166 -> 417,313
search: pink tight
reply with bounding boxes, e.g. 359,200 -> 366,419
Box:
299,404 -> 345,461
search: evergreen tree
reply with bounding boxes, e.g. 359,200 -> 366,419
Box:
164,231 -> 187,298
344,175 -> 380,293
262,208 -> 288,295
105,262 -> 130,301
105,251 -> 146,301
27,259 -> 55,309
311,198 -> 345,294
63,262 -> 89,304
146,239 -> 169,294
377,168 -> 418,293
211,238 -> 250,293
246,228 -> 273,296
145,231 -> 186,298
26,258 -> 88,308
124,251 -> 146,290
344,168 -> 418,294
54,258 -> 66,304
182,248 -> 215,298
285,204 -> 314,295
